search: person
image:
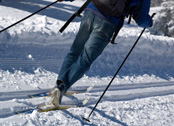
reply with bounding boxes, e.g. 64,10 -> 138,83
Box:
51,0 -> 153,106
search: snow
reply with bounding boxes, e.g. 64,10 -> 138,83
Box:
0,0 -> 174,125
151,1 -> 174,37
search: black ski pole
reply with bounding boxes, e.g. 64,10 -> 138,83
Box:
83,13 -> 156,122
0,0 -> 59,33
59,0 -> 91,33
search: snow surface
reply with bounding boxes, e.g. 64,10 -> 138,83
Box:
0,0 -> 174,125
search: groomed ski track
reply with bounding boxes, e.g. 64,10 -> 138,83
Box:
1,81 -> 174,101
0,81 -> 174,118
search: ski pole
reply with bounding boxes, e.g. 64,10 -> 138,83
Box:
0,0 -> 59,33
83,13 -> 156,122
59,0 -> 91,33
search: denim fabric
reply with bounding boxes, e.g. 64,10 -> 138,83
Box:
58,11 -> 115,91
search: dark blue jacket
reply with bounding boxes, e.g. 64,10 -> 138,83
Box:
65,0 -> 152,28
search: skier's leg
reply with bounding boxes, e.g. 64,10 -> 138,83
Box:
52,11 -> 95,106
59,15 -> 115,91
58,10 -> 93,83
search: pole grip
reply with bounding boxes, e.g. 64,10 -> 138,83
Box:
151,13 -> 156,18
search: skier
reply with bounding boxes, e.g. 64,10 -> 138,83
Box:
51,0 -> 153,106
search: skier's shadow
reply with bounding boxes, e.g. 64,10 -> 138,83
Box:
88,106 -> 128,126
0,0 -> 81,21
62,106 -> 129,126
62,109 -> 98,126
88,106 -> 129,126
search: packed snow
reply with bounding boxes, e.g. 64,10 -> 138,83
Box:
0,0 -> 174,126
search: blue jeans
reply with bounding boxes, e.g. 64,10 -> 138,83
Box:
58,11 -> 115,91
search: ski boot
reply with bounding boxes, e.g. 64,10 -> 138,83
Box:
51,80 -> 65,107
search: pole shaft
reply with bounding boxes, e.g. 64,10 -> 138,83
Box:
88,27 -> 145,119
0,0 -> 58,33
59,0 -> 91,33
86,13 -> 156,120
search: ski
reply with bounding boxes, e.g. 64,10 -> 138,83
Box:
0,84 -> 94,101
0,85 -> 94,117
14,97 -> 90,114
29,84 -> 94,98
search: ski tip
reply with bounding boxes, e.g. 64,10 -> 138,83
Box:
82,117 -> 90,122
82,97 -> 90,106
87,84 -> 94,92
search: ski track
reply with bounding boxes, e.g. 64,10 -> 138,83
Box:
1,81 -> 174,119
1,81 -> 174,101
